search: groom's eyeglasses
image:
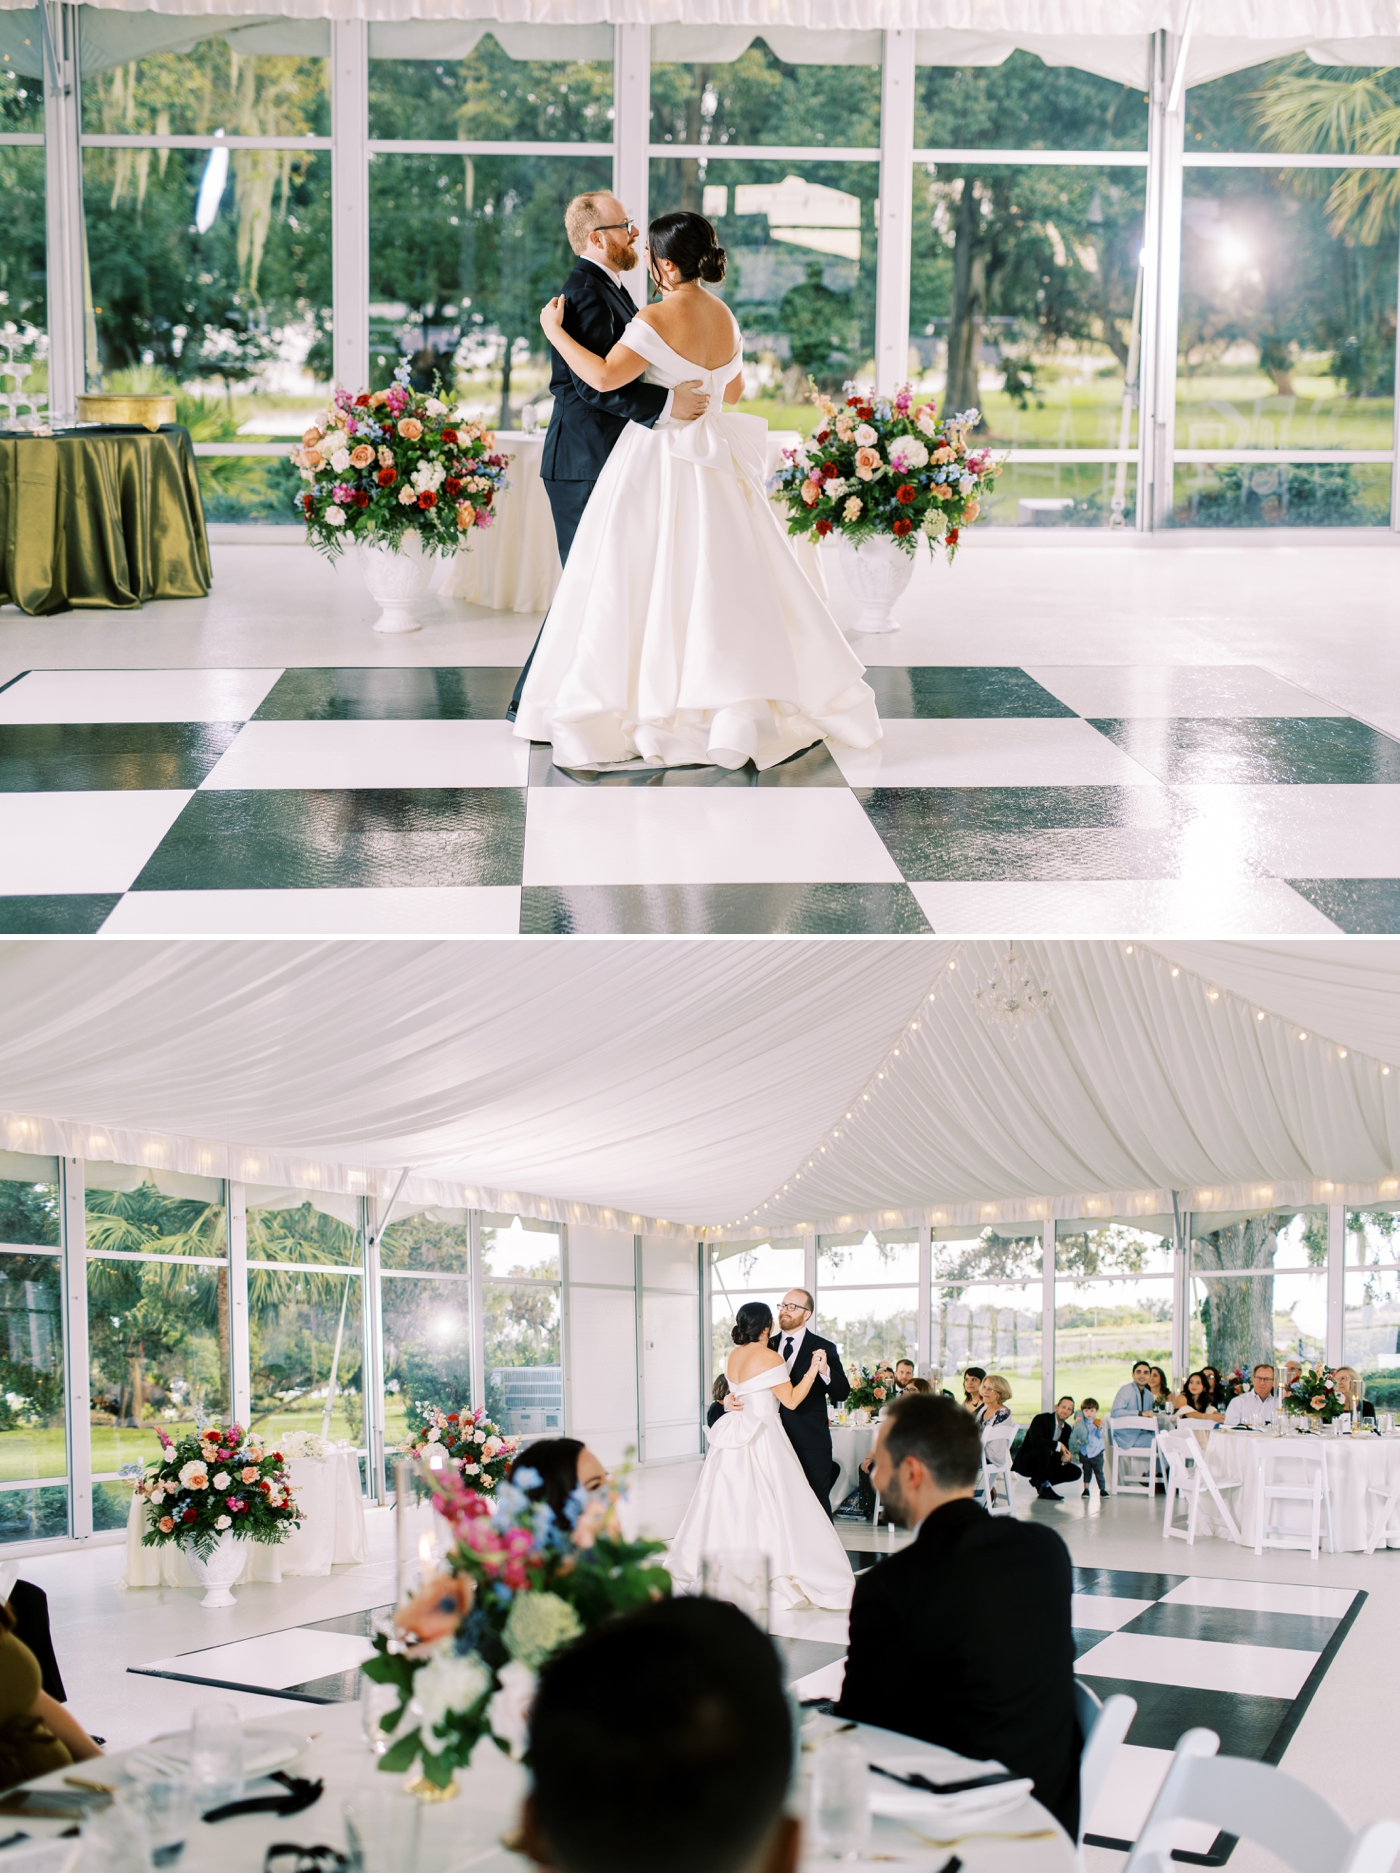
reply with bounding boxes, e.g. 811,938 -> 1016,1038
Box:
594,218 -> 639,235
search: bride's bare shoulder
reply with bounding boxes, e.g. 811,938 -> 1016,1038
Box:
728,1346 -> 782,1379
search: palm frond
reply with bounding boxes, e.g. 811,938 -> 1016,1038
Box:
1251,61 -> 1400,243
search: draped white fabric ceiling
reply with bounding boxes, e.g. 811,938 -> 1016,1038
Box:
2,939 -> 1400,1240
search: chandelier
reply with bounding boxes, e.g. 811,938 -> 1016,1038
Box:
970,946 -> 1053,1036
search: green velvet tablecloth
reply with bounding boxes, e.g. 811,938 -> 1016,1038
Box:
0,424 -> 212,616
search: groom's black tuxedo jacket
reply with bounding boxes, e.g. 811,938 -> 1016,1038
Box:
835,1497 -> 1081,1840
768,1330 -> 851,1420
540,259 -> 668,484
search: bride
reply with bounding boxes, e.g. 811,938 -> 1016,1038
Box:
512,209 -> 882,772
668,1301 -> 854,1614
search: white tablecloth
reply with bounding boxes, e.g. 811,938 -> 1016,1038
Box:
117,1448 -> 368,1589
440,426 -> 827,614
830,1423 -> 878,1508
1193,1428 -> 1400,1551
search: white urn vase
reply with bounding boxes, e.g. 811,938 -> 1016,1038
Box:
185,1531 -> 245,1608
359,531 -> 434,633
835,533 -> 915,634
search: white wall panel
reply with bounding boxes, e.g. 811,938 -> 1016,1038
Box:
642,1236 -> 698,1292
642,1290 -> 700,1461
568,1283 -> 637,1467
569,1224 -> 635,1286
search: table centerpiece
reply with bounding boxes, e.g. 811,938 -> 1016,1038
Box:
770,381 -> 1002,632
293,365 -> 511,634
1281,1364 -> 1347,1426
846,1367 -> 897,1422
126,1421 -> 303,1606
362,1460 -> 670,1798
399,1402 -> 522,1493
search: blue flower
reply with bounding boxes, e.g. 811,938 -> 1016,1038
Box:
511,1466 -> 542,1492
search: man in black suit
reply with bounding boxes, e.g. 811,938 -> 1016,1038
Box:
1013,1395 -> 1082,1501
835,1392 -> 1081,1842
506,189 -> 710,720
727,1287 -> 849,1515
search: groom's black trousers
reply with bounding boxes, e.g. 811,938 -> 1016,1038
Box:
783,1420 -> 838,1520
506,477 -> 593,718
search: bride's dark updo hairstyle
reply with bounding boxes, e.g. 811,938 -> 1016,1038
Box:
732,1300 -> 774,1345
649,210 -> 727,285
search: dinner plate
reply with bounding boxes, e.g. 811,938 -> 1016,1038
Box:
134,1727 -> 312,1781
867,1769 -> 1034,1825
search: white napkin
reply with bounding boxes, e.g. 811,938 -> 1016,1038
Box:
866,1751 -> 1033,1822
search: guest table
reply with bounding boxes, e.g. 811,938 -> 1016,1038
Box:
0,425 -> 211,616
1195,1426 -> 1400,1551
117,1446 -> 367,1589
830,1420 -> 878,1508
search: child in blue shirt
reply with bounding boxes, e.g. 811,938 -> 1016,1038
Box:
1070,1397 -> 1108,1497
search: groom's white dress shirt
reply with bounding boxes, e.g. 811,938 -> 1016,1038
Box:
579,253 -> 673,424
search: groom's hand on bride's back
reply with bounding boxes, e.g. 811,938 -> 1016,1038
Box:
672,380 -> 710,421
723,1391 -> 744,1413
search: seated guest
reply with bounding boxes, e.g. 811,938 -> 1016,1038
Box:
894,1359 -> 916,1392
1174,1372 -> 1223,1422
977,1375 -> 1015,1507
522,1596 -> 798,1873
1199,1366 -> 1228,1411
509,1439 -> 608,1524
961,1365 -> 988,1415
0,1604 -> 101,1793
836,1394 -> 1080,1840
1223,1364 -> 1278,1428
1110,1360 -> 1156,1449
1147,1367 -> 1173,1415
906,1377 -> 933,1395
1334,1366 -> 1376,1421
707,1374 -> 729,1429
1282,1357 -> 1303,1399
1069,1400 -> 1108,1497
1013,1396 -> 1081,1502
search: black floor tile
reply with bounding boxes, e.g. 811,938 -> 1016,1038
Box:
0,721 -> 241,790
130,788 -> 527,890
285,1668 -> 364,1703
774,1636 -> 847,1685
1120,1600 -> 1338,1653
857,787 -> 1185,880
1076,1675 -> 1291,1758
1090,717 -> 1400,785
1286,879 -> 1400,933
0,894 -> 120,933
1071,1566 -> 1185,1600
528,740 -> 845,788
253,666 -> 520,721
863,666 -> 1077,719
304,1606 -> 390,1637
520,883 -> 933,935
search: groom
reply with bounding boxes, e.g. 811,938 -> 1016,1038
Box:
728,1288 -> 850,1517
505,190 -> 710,720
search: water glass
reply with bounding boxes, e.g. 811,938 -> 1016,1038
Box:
126,1777 -> 194,1867
811,1732 -> 871,1860
701,1550 -> 770,1631
344,1787 -> 422,1873
361,1673 -> 399,1755
79,1797 -> 153,1873
190,1701 -> 245,1811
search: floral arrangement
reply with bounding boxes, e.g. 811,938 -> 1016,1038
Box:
847,1368 -> 895,1414
771,381 -> 1002,562
293,363 -> 510,562
1282,1364 -> 1346,1424
273,1429 -> 330,1461
362,1462 -> 670,1789
400,1403 -> 522,1495
128,1423 -> 303,1561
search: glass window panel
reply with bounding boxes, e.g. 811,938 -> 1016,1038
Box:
368,150 -> 611,422
0,8 -> 44,131
915,53 -> 1148,153
1053,1274 -> 1176,1403
651,42 -> 880,150
710,1239 -> 806,1370
815,1285 -> 918,1375
1190,1210 -> 1326,1274
0,145 -> 45,392
0,1175 -> 59,1249
481,1219 -> 560,1280
1185,58 -> 1370,158
1176,167 -> 1395,484
1057,1224 -> 1174,1279
483,1283 -> 562,1433
0,1252 -> 64,1485
247,1200 -> 358,1264
79,37 -> 328,138
0,1486 -> 67,1545
650,155 -> 877,432
1173,463 -> 1392,530
1188,1269 -> 1328,1378
382,1275 -> 472,1453
1343,1267 -> 1400,1411
1349,1210 -> 1400,1266
931,1282 -> 1042,1412
932,1230 -> 1042,1282
369,39 -> 613,142
88,1260 -> 231,1470
380,1213 -> 471,1273
818,1229 -> 918,1285
249,1268 -> 363,1446
85,1176 -> 226,1258
93,1481 -> 132,1533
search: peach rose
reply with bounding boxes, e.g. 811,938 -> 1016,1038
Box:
302,447 -> 324,471
800,478 -> 821,507
301,426 -> 323,447
158,1515 -> 175,1533
854,446 -> 881,481
964,499 -> 980,521
369,391 -> 389,408
350,444 -> 375,469
240,1467 -> 259,1484
456,503 -> 476,529
394,1572 -> 473,1656
397,417 -> 423,441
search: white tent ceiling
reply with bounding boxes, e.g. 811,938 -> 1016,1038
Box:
2,939 -> 1400,1240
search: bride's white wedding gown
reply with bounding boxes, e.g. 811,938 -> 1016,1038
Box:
667,1364 -> 854,1613
513,313 -> 883,771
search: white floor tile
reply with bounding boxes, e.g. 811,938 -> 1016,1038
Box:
1176,786 -> 1400,877
521,788 -> 903,885
907,879 -> 1342,936
0,791 -> 193,893
1074,1630 -> 1319,1699
830,718 -> 1161,788
0,667 -> 283,724
1159,1578 -> 1357,1620
1071,1594 -> 1156,1631
199,720 -> 529,790
140,1627 -> 374,1691
102,887 -> 522,935
1024,664 -> 1346,720
1083,1743 -> 1217,1852
768,1607 -> 852,1644
789,1657 -> 847,1701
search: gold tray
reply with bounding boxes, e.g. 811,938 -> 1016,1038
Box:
75,392 -> 177,432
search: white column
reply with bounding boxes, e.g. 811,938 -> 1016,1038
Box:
331,21 -> 369,393
1326,1203 -> 1346,1367
1172,1197 -> 1191,1382
632,1234 -> 646,1463
874,28 -> 916,397
226,1182 -> 250,1430
558,1224 -> 572,1433
360,1196 -> 387,1504
468,1210 -> 486,1416
1040,1218 -> 1056,1412
613,24 -> 650,309
1139,30 -> 1185,529
803,1234 -> 818,1312
59,1156 -> 91,1540
42,1 -> 85,416
916,1226 -> 931,1374
1391,219 -> 1400,529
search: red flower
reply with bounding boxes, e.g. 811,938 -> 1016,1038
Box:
821,462 -> 840,480
377,467 -> 396,487
446,1413 -> 460,1422
892,517 -> 912,535
857,405 -> 874,422
445,477 -> 462,497
183,1507 -> 197,1522
895,483 -> 916,504
814,427 -> 829,442
354,393 -> 370,407
301,493 -> 314,514
353,490 -> 370,509
816,518 -> 832,535
418,490 -> 437,509
479,490 -> 492,506
947,527 -> 960,545
441,428 -> 458,444
846,395 -> 861,407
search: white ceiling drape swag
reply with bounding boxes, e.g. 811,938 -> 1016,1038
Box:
3,939 -> 1400,1239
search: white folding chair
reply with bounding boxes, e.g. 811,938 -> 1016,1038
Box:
1160,1427 -> 1242,1545
1074,1680 -> 1136,1862
1365,1472 -> 1400,1554
1124,1727 -> 1400,1873
980,1425 -> 1018,1516
1109,1415 -> 1162,1495
1255,1442 -> 1336,1559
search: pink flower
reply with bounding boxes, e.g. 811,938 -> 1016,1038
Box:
475,509 -> 493,529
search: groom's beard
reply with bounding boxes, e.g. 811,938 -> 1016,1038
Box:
605,235 -> 639,272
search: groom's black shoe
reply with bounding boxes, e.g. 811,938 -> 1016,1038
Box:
1036,1485 -> 1060,1501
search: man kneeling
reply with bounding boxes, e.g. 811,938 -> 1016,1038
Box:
521,1596 -> 798,1873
